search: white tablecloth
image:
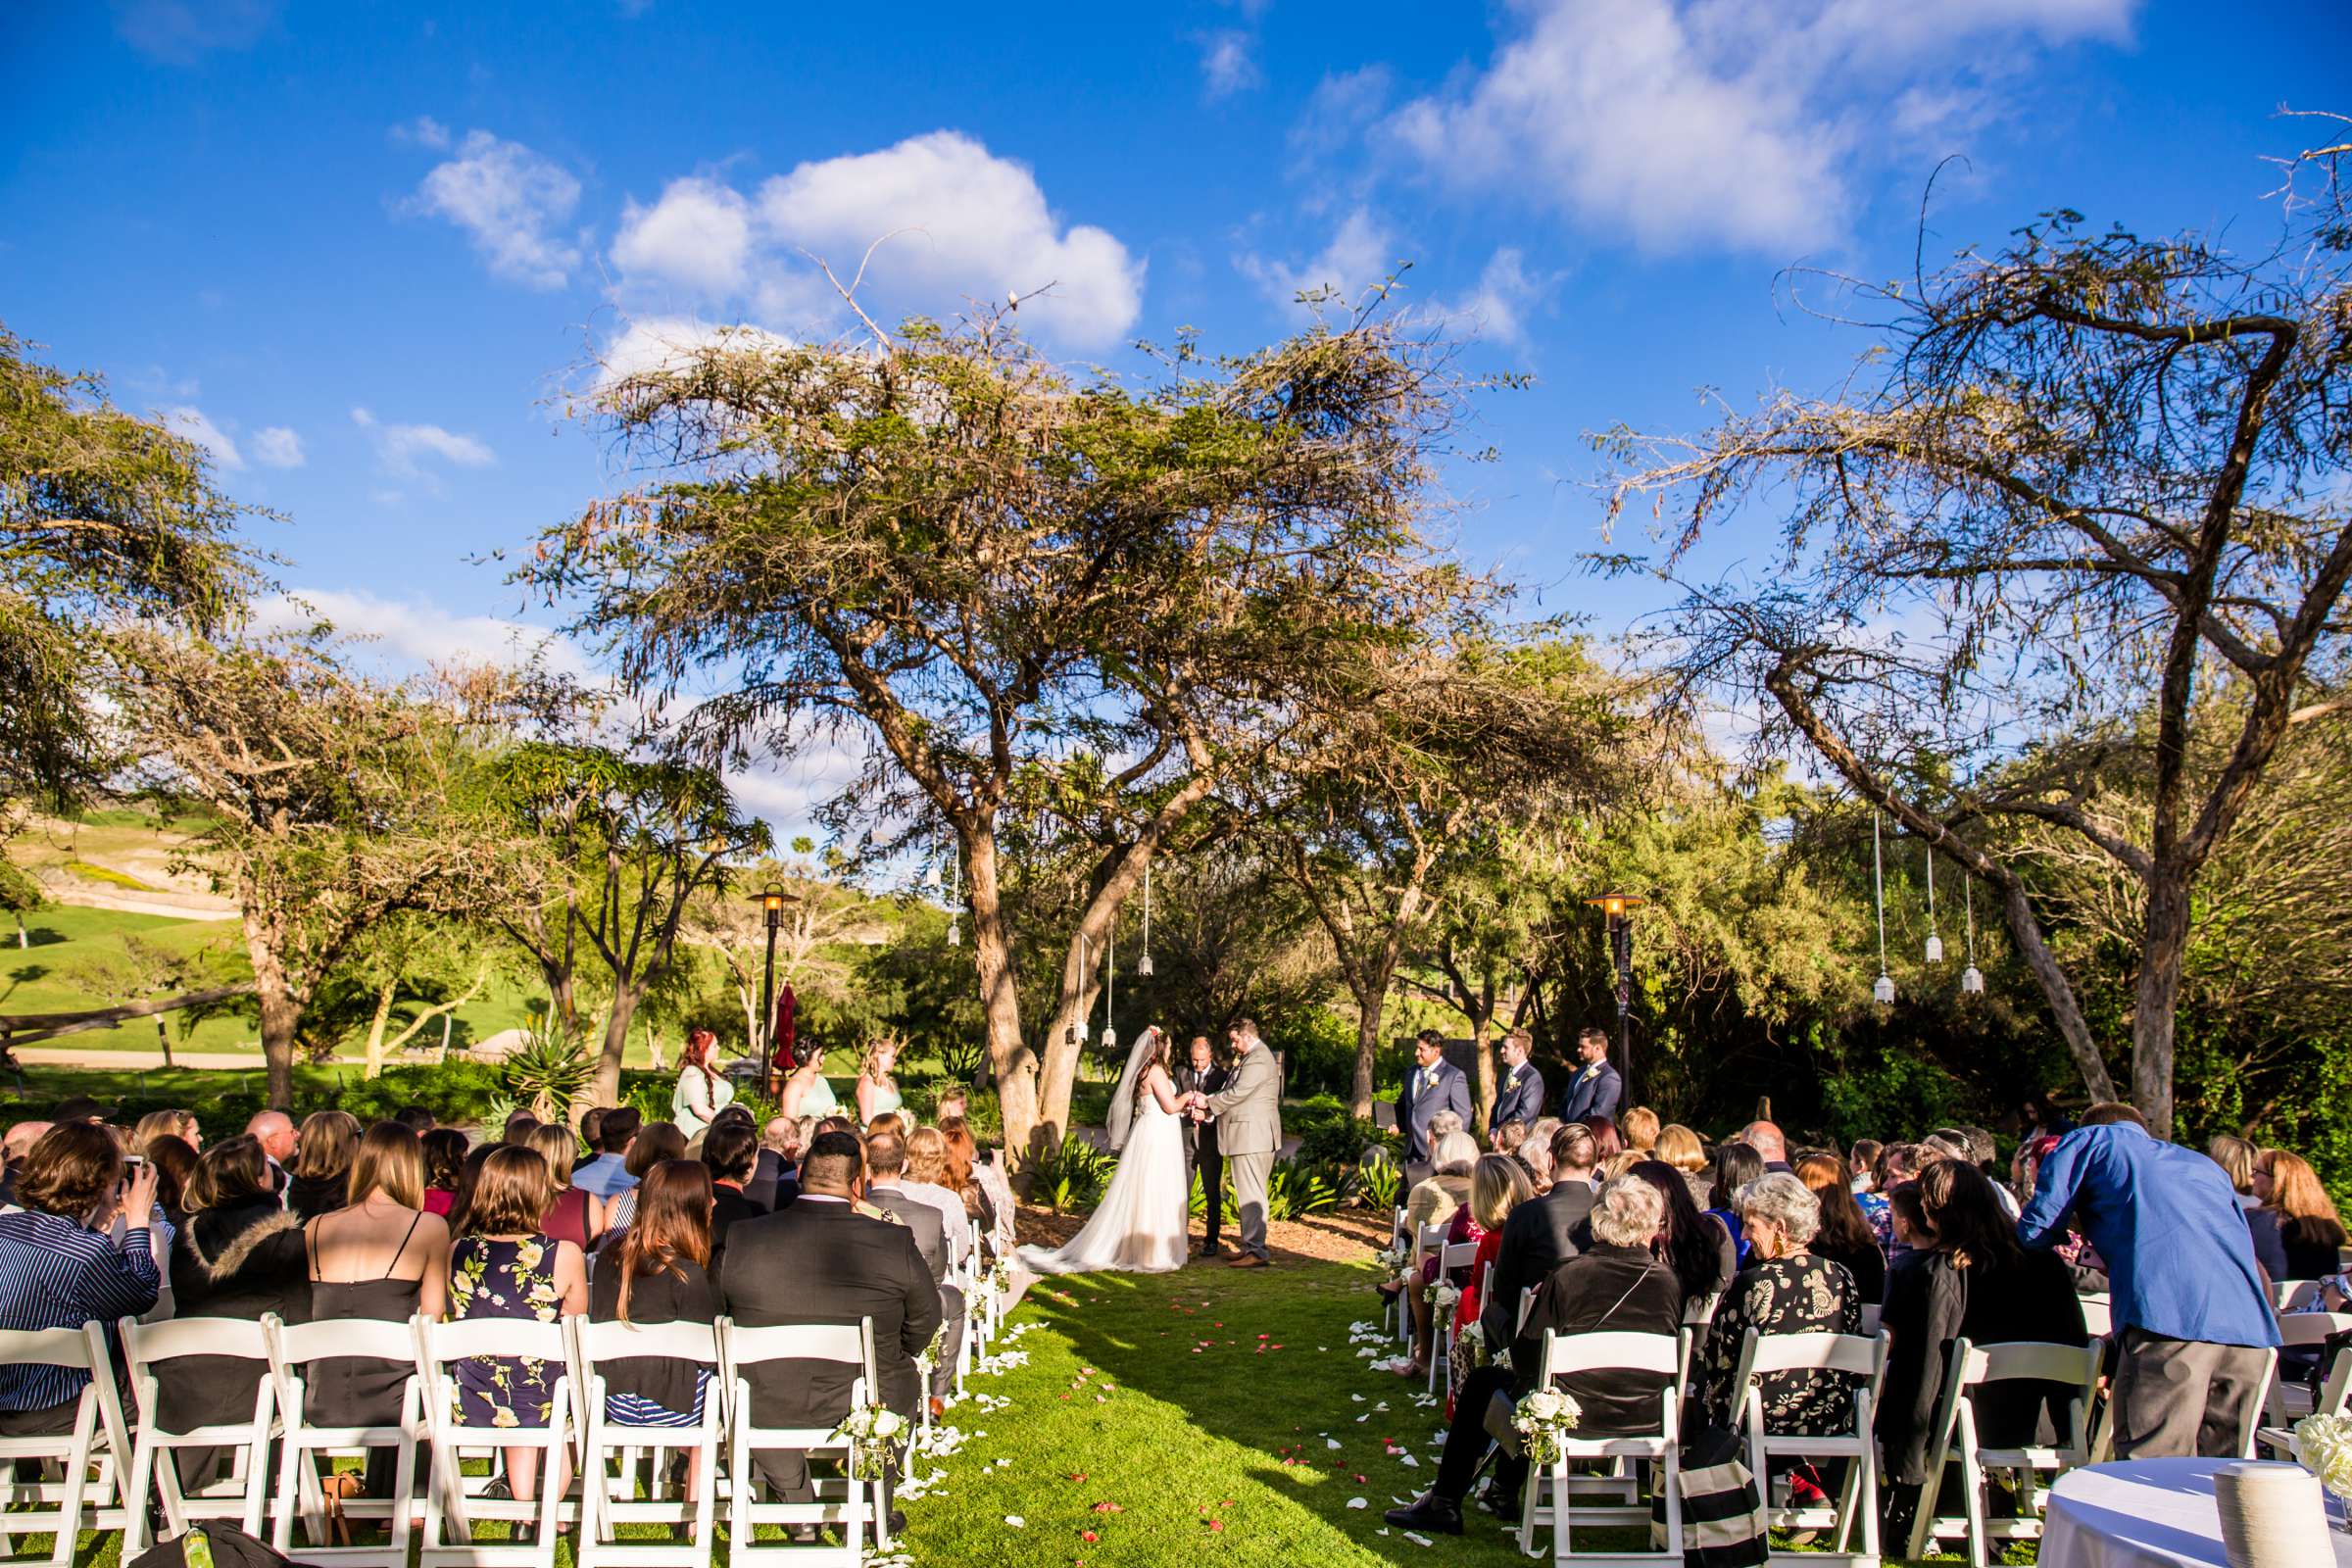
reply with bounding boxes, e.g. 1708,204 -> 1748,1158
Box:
2041,1458 -> 2352,1568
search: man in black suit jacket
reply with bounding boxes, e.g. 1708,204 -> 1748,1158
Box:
746,1114 -> 802,1212
703,1117 -> 771,1268
717,1131 -> 941,1515
1486,1029 -> 1545,1142
1558,1026 -> 1624,1125
1396,1031 -> 1473,1176
1172,1035 -> 1230,1257
864,1130 -> 963,1408
1478,1122 -> 1600,1351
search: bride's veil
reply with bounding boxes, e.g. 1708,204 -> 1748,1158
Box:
1105,1025 -> 1164,1152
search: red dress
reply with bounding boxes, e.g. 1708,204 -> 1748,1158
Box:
539,1185 -> 592,1250
1446,1223 -> 1506,1420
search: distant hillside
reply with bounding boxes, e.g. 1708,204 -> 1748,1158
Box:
10,808 -> 237,919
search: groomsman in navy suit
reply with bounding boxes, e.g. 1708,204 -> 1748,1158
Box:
1396,1030 -> 1472,1181
1486,1028 -> 1545,1141
1558,1025 -> 1624,1125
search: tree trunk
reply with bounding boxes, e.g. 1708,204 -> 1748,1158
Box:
965,832 -> 1041,1169
2132,866 -> 2190,1137
363,977 -> 398,1080
1348,982 -> 1384,1122
591,981 -> 643,1110
258,984 -> 300,1109
1995,879 -> 2119,1104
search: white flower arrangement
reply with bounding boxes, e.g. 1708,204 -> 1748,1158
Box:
830,1402 -> 907,1481
1512,1388 -> 1584,1467
1426,1279 -> 1461,1314
1454,1320 -> 1490,1368
1374,1243 -> 1416,1287
913,1324 -> 949,1381
2293,1411 -> 2352,1504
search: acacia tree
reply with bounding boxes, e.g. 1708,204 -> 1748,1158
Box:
495,740 -> 768,1108
522,310 -> 1483,1161
335,913 -> 494,1077
1240,643 -> 1635,1119
678,851 -> 877,1052
1603,133 -> 2352,1134
118,630 -> 517,1105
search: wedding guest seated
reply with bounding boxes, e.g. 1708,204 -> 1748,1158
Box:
1516,1123 -> 1554,1195
170,1135 -> 309,1486
1585,1114 -> 1625,1163
1621,1105 -> 1661,1154
2206,1135 -> 2289,1281
1796,1152 -> 1887,1304
145,1134 -> 199,1237
1479,1124 -> 1599,1355
902,1127 -> 974,1267
1493,1121 -> 1529,1161
701,1116 -> 769,1264
0,1119 -> 54,1208
1654,1123 -> 1714,1211
572,1107 -> 642,1200
527,1123 -> 593,1250
717,1131 -> 939,1534
1884,1160 -> 2085,1536
866,1132 -> 961,1413
1707,1142 -> 1767,1264
1388,1175 -> 1685,1534
1692,1172 -> 1861,1510
941,1116 -> 1015,1259
393,1105 -> 436,1137
133,1108 -> 202,1153
747,1115 -> 801,1211
589,1160 -> 718,1499
599,1122 -> 688,1240
1390,1131 -> 1478,1348
419,1127 -> 467,1218
0,1125 -> 166,1434
305,1121 -> 448,1495
450,1147 -> 587,1506
1448,1155 -> 1533,1401
501,1111 -> 542,1147
2258,1147 -> 2348,1282
288,1110 -> 360,1220
1741,1119 -> 1791,1174
1627,1158 -> 1738,1305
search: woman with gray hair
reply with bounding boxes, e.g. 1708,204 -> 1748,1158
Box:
1388,1175 -> 1684,1536
1691,1170 -> 1862,1442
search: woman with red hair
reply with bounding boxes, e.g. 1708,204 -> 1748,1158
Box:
669,1028 -> 735,1141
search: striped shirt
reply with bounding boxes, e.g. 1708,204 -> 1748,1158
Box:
0,1207 -> 169,1412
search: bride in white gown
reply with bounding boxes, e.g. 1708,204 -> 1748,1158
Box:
1019,1026 -> 1190,1275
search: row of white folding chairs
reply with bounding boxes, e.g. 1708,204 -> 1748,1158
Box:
0,1311 -> 892,1568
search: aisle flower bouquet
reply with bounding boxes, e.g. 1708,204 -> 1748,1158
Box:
1374,1242 -> 1414,1287
1426,1279 -> 1461,1314
1511,1388 -> 1583,1467
913,1324 -> 949,1382
2292,1411 -> 2352,1512
831,1402 -> 907,1481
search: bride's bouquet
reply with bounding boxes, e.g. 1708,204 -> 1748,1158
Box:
1511,1388 -> 1584,1467
831,1403 -> 908,1480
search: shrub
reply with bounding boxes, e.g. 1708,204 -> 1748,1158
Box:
1266,1160 -> 1342,1219
1267,1006 -> 1361,1100
503,1024 -> 596,1124
1030,1139 -> 1113,1212
1353,1149 -> 1403,1213
336,1061 -> 508,1126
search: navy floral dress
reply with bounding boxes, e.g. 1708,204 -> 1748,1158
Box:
450,1235 -> 564,1429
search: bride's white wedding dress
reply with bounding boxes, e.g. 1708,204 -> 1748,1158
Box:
1019,1081 -> 1190,1275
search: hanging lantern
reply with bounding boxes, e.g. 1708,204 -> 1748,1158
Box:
1102,929 -> 1115,1052
1872,812 -> 1896,1005
945,841 -> 961,946
1924,845 -> 1944,963
1960,875 -> 1984,994
946,917 -> 960,948
1137,863 -> 1155,977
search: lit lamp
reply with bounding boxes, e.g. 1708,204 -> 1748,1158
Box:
1583,892 -> 1644,1088
752,885 -> 799,1087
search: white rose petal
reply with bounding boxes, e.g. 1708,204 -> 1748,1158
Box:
1348,1497 -> 1368,1509
1004,1514 -> 1025,1528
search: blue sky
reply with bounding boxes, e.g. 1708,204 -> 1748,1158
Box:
4,0 -> 2346,828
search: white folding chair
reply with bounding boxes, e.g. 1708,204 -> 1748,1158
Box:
1429,1240 -> 1479,1395
416,1315 -> 581,1568
2077,1294 -> 2113,1339
1907,1338 -> 2104,1567
718,1318 -> 880,1567
263,1314 -> 424,1567
1730,1328 -> 1888,1565
572,1316 -> 724,1568
0,1325 -> 133,1567
2262,1312 -> 2352,1431
1517,1330 -> 1686,1567
1857,1302 -> 1884,1338
2260,1345 -> 2352,1458
118,1315 -> 278,1559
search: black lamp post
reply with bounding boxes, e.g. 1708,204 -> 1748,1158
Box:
1584,892 -> 1644,1090
753,886 -> 797,1087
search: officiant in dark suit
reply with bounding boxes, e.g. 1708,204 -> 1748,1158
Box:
717,1130 -> 940,1528
1173,1034 -> 1230,1257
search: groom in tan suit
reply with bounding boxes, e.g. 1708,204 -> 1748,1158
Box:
1194,1017 -> 1282,1268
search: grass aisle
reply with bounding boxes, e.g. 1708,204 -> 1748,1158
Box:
908,1259 -> 1538,1567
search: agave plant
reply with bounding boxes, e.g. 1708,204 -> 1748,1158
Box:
501,1022 -> 595,1124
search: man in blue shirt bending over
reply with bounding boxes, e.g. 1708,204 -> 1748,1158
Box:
2018,1102 -> 2279,1458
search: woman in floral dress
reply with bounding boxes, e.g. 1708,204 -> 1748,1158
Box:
449,1146 -> 587,1504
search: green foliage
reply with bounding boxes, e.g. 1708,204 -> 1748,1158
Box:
1265,1160 -> 1343,1219
1266,1007 -> 1368,1102
502,1022 -> 596,1123
0,858 -> 45,915
1354,1149 -> 1403,1213
334,1060 -> 509,1126
1286,1097 -> 1396,1168
1817,1047 -> 1967,1153
1029,1139 -> 1115,1212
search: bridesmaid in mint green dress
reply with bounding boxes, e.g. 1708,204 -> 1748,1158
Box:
855,1036 -> 905,1125
779,1046 -> 841,1122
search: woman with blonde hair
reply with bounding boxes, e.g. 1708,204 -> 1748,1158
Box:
1620,1105 -> 1660,1153
133,1108 -> 201,1152
527,1122 -> 592,1250
1403,1149 -> 1525,1381
288,1109 -> 362,1220
1653,1123 -> 1713,1209
1449,1154 -> 1535,1402
2257,1147 -> 2349,1280
855,1034 -> 906,1124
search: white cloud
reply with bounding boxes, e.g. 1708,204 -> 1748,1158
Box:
1199,30 -> 1261,97
391,115 -> 452,150
161,406 -> 243,470
595,317 -> 793,390
1238,207 -> 1396,316
755,130 -> 1144,347
251,425 -> 305,468
1428,247 -> 1546,348
350,407 -> 494,477
406,130 -> 583,289
254,588 -> 592,680
1391,0 -> 2137,254
111,0 -> 274,63
612,176 -> 755,298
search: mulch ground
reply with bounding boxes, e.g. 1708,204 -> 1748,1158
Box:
1012,1202 -> 1389,1264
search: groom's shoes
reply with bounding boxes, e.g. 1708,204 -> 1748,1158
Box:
1227,1252 -> 1269,1268
1384,1492 -> 1464,1536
